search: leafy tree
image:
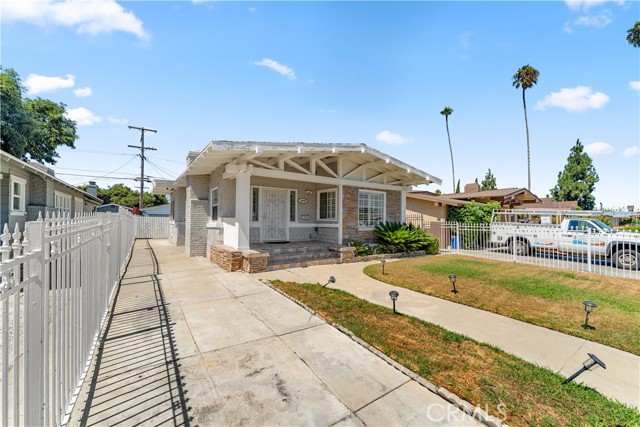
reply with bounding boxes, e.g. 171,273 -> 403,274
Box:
627,21 -> 640,47
550,139 -> 599,210
435,189 -> 442,195
0,67 -> 77,164
448,201 -> 501,224
440,106 -> 455,193
481,169 -> 497,190
78,183 -> 168,208
512,64 -> 540,191
455,179 -> 461,194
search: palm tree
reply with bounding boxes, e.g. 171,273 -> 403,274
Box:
512,64 -> 540,191
440,106 -> 455,193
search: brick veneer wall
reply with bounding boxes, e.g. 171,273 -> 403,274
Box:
342,186 -> 402,244
185,175 -> 210,257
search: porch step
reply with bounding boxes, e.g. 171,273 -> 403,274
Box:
266,256 -> 339,272
256,242 -> 341,272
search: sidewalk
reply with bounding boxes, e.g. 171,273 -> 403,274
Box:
256,260 -> 640,409
69,240 -> 482,426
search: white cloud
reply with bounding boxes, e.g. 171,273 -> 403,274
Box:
376,130 -> 406,145
66,107 -> 102,126
73,86 -> 92,97
2,0 -> 149,40
253,58 -> 296,80
629,81 -> 640,92
623,146 -> 639,157
24,73 -> 75,95
584,142 -> 614,155
573,11 -> 612,28
535,86 -> 610,112
108,116 -> 128,124
565,0 -> 618,11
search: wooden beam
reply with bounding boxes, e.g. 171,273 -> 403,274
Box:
315,158 -> 338,178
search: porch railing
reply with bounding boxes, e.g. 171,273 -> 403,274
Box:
0,211 -> 136,426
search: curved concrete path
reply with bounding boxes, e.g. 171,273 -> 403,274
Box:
256,260 -> 640,409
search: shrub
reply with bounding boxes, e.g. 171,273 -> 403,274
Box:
373,222 -> 439,254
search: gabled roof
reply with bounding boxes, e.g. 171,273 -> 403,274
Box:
1,150 -> 102,204
522,198 -> 578,210
440,187 -> 540,204
160,141 -> 441,192
407,191 -> 470,207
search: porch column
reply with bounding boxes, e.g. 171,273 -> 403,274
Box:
236,171 -> 251,250
338,184 -> 343,245
401,190 -> 407,223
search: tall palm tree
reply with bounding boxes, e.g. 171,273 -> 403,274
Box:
512,64 -> 540,191
440,106 -> 455,193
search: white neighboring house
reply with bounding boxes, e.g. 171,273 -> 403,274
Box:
141,204 -> 170,217
153,141 -> 441,272
1,150 -> 102,232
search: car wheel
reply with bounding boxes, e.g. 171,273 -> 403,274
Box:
613,249 -> 639,270
514,239 -> 530,256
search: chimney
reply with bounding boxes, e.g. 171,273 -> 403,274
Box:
186,151 -> 200,166
464,182 -> 481,193
87,181 -> 98,197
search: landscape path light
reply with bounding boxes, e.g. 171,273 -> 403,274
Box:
389,290 -> 399,314
449,275 -> 458,294
381,258 -> 386,275
582,300 -> 597,329
562,353 -> 606,384
323,276 -> 336,288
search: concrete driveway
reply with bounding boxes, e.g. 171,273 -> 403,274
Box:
69,240 -> 482,427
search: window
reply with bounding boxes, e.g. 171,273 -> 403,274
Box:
210,187 -> 219,220
289,190 -> 297,222
54,191 -> 71,213
75,197 -> 84,214
10,175 -> 26,213
251,187 -> 259,222
318,189 -> 337,220
358,190 -> 385,228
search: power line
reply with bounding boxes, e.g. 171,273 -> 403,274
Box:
144,157 -> 179,178
128,125 -> 157,210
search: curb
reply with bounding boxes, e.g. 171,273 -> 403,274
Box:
262,279 -> 509,427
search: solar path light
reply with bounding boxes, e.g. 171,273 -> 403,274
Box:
449,275 -> 458,294
381,258 -> 386,275
323,276 -> 336,288
389,290 -> 399,314
562,353 -> 606,384
582,300 -> 597,329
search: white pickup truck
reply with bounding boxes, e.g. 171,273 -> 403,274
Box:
489,209 -> 639,270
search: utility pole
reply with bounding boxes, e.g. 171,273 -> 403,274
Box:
128,125 -> 157,212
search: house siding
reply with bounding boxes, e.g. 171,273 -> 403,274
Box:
406,198 -> 448,222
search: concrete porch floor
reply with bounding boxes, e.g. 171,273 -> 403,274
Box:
68,239 -> 481,426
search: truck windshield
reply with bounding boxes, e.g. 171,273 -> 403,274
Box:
591,220 -> 614,233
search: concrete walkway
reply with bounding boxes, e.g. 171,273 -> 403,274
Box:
256,260 -> 640,409
69,240 -> 482,426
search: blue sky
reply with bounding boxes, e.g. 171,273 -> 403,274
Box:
2,0 -> 639,209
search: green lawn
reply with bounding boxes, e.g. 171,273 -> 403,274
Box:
272,280 -> 640,427
363,255 -> 640,355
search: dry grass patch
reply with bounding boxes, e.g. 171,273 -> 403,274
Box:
272,281 -> 640,427
364,255 -> 640,355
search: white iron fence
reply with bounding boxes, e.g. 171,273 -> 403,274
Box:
0,211 -> 138,426
405,215 -> 640,280
135,216 -> 170,239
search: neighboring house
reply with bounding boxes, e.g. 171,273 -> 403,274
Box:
153,141 -> 441,272
406,191 -> 470,223
96,203 -> 133,214
141,204 -> 170,217
1,150 -> 102,232
440,182 -> 540,208
523,198 -> 578,211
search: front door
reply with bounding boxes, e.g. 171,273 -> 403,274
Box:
261,187 -> 289,242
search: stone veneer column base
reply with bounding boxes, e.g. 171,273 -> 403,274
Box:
209,244 -> 270,273
329,246 -> 356,263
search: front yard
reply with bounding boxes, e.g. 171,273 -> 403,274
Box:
272,281 -> 640,427
364,255 -> 640,355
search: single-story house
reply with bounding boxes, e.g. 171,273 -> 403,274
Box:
439,182 -> 540,208
96,203 -> 132,214
1,150 -> 102,232
522,198 -> 578,211
406,191 -> 470,224
153,141 -> 441,272
141,203 -> 170,217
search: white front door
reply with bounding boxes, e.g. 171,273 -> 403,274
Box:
261,187 -> 289,242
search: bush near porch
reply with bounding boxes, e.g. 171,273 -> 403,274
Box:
364,255 -> 640,355
350,222 -> 439,256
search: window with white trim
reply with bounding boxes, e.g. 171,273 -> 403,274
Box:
55,191 -> 71,213
318,189 -> 337,221
75,197 -> 84,214
358,190 -> 385,228
289,190 -> 296,222
210,187 -> 219,220
251,187 -> 259,222
10,175 -> 26,213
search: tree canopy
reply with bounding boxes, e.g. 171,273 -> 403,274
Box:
78,183 -> 168,208
627,21 -> 640,47
448,201 -> 501,224
1,67 -> 77,164
481,169 -> 497,190
550,139 -> 599,210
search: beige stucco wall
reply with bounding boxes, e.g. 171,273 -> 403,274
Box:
406,198 -> 448,222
